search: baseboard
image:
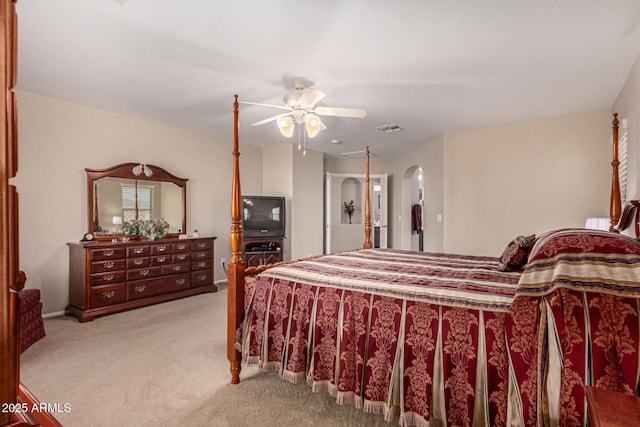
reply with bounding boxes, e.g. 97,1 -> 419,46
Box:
42,310 -> 65,319
214,279 -> 227,285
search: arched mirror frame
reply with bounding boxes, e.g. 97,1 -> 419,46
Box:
86,163 -> 187,239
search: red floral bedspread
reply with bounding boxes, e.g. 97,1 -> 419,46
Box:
239,233 -> 640,427
507,229 -> 640,427
240,249 -> 520,427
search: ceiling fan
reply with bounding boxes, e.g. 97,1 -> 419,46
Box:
239,78 -> 367,139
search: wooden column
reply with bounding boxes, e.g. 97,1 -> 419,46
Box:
227,95 -> 245,384
610,113 -> 621,232
1,1 -> 19,425
363,147 -> 372,249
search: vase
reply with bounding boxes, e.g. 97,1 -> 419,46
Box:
348,214 -> 352,224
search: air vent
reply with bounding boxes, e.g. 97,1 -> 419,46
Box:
377,124 -> 404,133
341,150 -> 377,159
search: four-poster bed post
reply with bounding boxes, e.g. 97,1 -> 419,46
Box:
610,113 -> 621,231
227,95 -> 244,384
227,96 -> 372,384
363,146 -> 372,249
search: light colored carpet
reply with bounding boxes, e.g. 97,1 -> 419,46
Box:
20,283 -> 394,426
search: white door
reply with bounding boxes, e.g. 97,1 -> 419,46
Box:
325,172 -> 388,253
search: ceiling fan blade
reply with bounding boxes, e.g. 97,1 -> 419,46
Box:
314,106 -> 367,118
239,100 -> 291,112
283,93 -> 300,108
297,88 -> 325,108
251,113 -> 290,126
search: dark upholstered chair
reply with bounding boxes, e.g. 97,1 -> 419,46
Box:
18,289 -> 45,352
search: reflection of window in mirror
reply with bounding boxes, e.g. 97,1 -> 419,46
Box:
122,184 -> 153,222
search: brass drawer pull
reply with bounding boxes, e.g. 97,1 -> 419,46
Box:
133,248 -> 144,254
197,274 -> 206,281
139,269 -> 149,276
157,256 -> 166,263
134,285 -> 146,293
198,262 -> 206,268
173,265 -> 181,271
197,243 -> 206,248
133,259 -> 144,266
103,250 -> 115,257
104,274 -> 115,282
177,255 -> 187,260
157,245 -> 167,252
102,291 -> 115,299
197,253 -> 206,258
178,244 -> 187,250
104,262 -> 115,269
176,278 -> 186,286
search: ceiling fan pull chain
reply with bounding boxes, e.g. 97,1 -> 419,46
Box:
298,126 -> 302,150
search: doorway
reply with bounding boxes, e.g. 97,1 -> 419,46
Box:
400,166 -> 424,251
325,172 -> 388,253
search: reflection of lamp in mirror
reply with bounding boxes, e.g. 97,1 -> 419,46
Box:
112,215 -> 123,233
132,163 -> 153,177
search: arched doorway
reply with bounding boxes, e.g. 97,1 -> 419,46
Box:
400,166 -> 424,251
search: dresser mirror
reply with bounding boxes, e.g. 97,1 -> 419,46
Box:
86,163 -> 187,238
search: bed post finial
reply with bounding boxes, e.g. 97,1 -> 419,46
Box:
363,146 -> 372,249
610,113 -> 621,232
228,94 -> 245,384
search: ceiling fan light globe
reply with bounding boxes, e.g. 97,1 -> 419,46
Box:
304,114 -> 321,138
277,116 -> 294,137
305,114 -> 323,138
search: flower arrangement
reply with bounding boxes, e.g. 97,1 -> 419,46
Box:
122,218 -> 170,240
343,200 -> 355,224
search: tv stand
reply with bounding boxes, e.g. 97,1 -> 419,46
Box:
242,237 -> 284,268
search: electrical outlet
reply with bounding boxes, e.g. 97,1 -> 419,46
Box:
220,257 -> 226,266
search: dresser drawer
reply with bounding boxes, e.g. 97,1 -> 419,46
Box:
173,253 -> 190,263
173,242 -> 190,253
126,266 -> 162,281
191,240 -> 212,251
191,259 -> 211,271
151,243 -> 172,255
90,271 -> 126,286
91,259 -> 126,273
91,284 -> 125,308
127,273 -> 191,300
128,257 -> 151,269
127,245 -> 150,257
91,247 -> 126,261
160,262 -> 190,275
191,270 -> 212,287
151,254 -> 172,265
191,250 -> 210,261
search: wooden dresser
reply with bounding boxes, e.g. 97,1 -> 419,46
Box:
66,236 -> 217,322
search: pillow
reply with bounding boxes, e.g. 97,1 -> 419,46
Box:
498,234 -> 536,271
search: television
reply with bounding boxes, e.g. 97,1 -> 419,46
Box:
242,196 -> 286,238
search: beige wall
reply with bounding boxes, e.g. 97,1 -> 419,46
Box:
388,136 -> 445,252
292,147 -> 324,259
323,154 -> 389,176
14,91 -> 263,314
443,111 -> 611,256
262,145 -> 293,259
263,145 -> 324,260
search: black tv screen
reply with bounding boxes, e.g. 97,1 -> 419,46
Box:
242,196 -> 285,238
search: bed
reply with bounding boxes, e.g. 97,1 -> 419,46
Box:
226,101 -> 640,426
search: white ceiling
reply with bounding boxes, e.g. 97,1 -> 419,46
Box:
15,0 -> 640,158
